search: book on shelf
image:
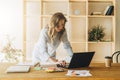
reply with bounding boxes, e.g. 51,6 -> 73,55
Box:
103,6 -> 110,15
91,12 -> 102,15
103,5 -> 114,15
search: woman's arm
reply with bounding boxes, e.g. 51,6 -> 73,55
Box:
49,57 -> 58,63
33,28 -> 59,63
62,31 -> 73,57
32,28 -> 50,62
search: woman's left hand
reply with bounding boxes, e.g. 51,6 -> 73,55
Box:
57,60 -> 66,67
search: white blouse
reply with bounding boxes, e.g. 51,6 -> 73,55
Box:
32,27 -> 73,63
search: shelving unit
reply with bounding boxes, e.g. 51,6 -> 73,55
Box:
23,0 -> 116,63
88,0 -> 115,62
23,0 -> 41,61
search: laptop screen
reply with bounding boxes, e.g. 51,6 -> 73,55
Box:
68,51 -> 95,69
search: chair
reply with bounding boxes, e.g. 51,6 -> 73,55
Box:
112,51 -> 120,63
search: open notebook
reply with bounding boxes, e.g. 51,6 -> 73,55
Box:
6,65 -> 30,73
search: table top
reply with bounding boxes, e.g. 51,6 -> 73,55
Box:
0,63 -> 120,80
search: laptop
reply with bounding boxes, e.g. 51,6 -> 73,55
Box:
6,65 -> 30,73
62,51 -> 95,69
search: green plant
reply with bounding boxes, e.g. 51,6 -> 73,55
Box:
88,24 -> 105,41
1,35 -> 23,62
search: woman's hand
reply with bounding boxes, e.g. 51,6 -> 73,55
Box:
49,57 -> 66,67
57,60 -> 66,68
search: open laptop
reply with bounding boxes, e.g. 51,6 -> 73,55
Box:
61,51 -> 95,69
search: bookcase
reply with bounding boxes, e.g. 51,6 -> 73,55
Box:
88,0 -> 116,63
23,0 -> 116,63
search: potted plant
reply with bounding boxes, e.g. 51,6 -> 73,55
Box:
1,35 -> 23,62
88,24 -> 105,41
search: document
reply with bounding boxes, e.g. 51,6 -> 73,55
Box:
66,70 -> 92,77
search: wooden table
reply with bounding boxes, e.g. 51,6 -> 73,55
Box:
0,63 -> 120,80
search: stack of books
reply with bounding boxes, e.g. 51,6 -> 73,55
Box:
103,5 -> 114,15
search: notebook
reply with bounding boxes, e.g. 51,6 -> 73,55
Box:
6,65 -> 30,73
64,51 -> 95,69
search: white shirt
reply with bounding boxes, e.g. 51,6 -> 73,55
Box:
32,27 -> 73,63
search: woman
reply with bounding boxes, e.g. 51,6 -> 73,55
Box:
32,12 -> 73,66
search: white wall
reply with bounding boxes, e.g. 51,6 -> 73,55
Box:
0,0 -> 23,50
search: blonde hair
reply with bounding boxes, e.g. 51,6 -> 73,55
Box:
48,12 -> 67,43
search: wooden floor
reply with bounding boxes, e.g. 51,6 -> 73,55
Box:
0,63 -> 120,80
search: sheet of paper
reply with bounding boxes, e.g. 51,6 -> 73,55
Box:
66,70 -> 92,77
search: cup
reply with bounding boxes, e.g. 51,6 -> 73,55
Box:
105,56 -> 112,67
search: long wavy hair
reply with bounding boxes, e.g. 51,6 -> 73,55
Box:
48,12 -> 67,43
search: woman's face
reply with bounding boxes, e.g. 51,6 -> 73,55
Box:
55,19 -> 65,32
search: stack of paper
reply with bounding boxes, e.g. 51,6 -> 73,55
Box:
66,70 -> 92,77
